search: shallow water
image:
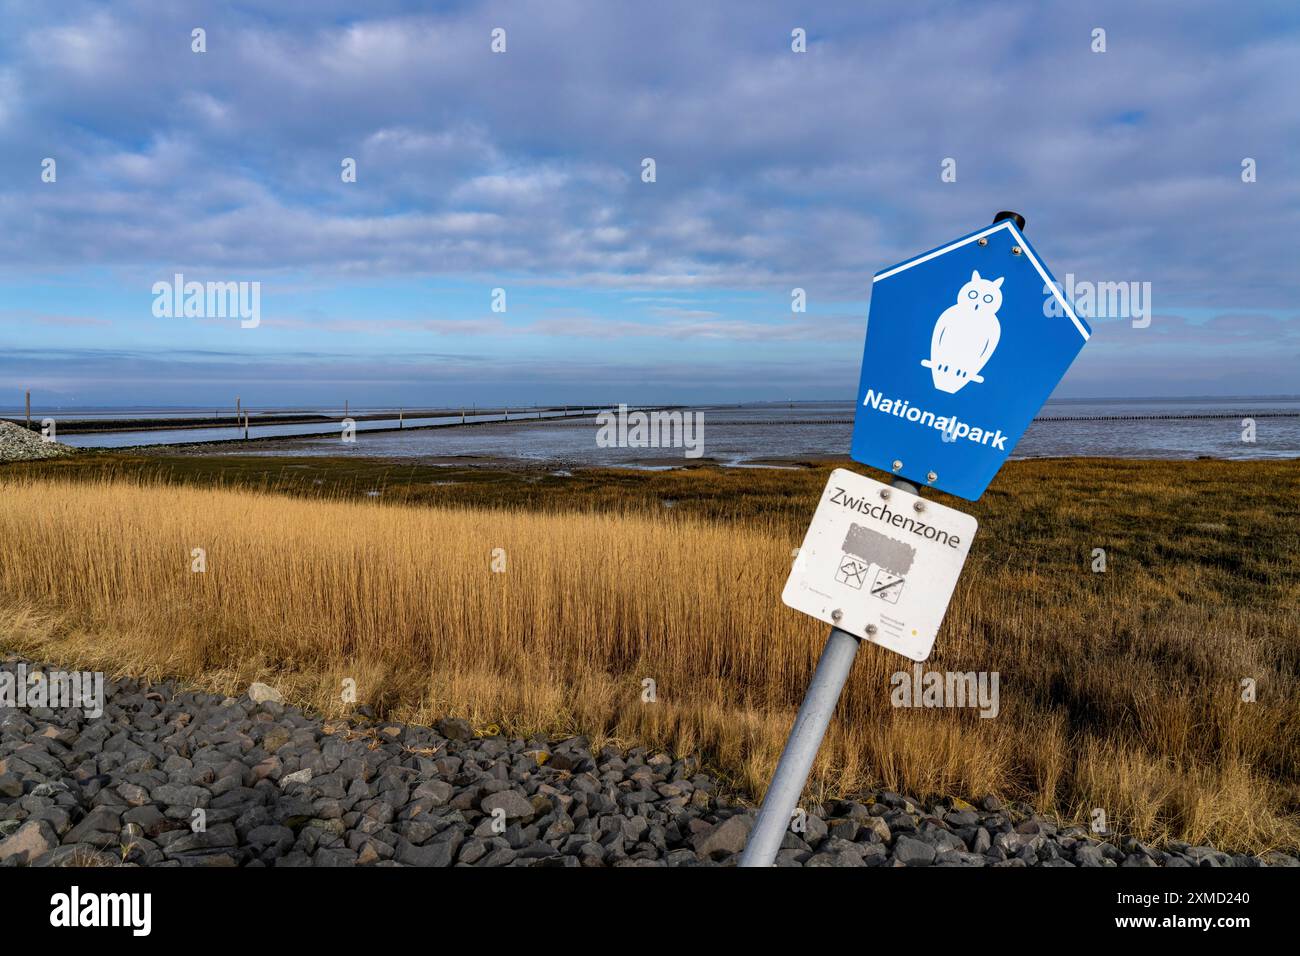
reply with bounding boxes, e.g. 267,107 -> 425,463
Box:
27,396 -> 1294,465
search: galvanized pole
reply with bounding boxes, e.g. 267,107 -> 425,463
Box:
740,478 -> 918,866
738,626 -> 863,867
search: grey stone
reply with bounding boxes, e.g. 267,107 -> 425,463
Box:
435,718 -> 474,742
247,682 -> 284,705
892,835 -> 936,867
413,780 -> 453,806
152,784 -> 210,808
858,815 -> 892,844
480,790 -> 534,821
1074,843 -> 1106,867
280,768 -> 313,788
396,832 -> 462,867
63,806 -> 122,845
691,813 -> 754,861
0,820 -> 58,864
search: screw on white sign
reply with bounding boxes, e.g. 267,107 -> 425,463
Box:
782,468 -> 977,662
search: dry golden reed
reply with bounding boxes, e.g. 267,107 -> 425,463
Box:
0,466 -> 1296,853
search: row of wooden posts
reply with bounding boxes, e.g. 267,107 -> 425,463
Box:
229,398 -> 575,439
16,390 -> 573,438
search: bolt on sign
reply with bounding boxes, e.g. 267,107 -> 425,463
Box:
851,218 -> 1091,501
785,469 -> 976,661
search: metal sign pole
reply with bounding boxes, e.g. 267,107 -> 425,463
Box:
738,625 -> 861,867
740,477 -> 919,867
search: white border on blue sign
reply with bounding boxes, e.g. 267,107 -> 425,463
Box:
872,221 -> 1090,342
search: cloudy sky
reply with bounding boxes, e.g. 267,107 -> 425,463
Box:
1,0 -> 1297,407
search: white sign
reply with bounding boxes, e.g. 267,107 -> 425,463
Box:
783,468 -> 977,661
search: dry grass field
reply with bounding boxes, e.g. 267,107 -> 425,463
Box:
0,455 -> 1297,852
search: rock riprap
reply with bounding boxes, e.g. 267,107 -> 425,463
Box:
1,655 -> 1295,868
0,420 -> 76,462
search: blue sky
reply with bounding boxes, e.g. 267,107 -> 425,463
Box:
1,0 -> 1297,407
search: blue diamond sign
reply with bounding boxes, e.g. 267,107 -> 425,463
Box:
850,219 -> 1091,500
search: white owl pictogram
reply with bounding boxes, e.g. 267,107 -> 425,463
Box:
920,269 -> 1004,394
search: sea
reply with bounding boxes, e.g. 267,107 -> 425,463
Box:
8,397 -> 1298,467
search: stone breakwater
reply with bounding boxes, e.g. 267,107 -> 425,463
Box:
0,656 -> 1295,868
0,420 -> 76,462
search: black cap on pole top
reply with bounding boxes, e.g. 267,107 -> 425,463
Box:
994,210 -> 1026,231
